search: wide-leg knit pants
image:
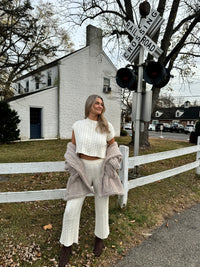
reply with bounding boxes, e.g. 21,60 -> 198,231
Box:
60,158 -> 109,247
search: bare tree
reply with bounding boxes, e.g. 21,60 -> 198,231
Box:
0,0 -> 74,99
156,94 -> 176,108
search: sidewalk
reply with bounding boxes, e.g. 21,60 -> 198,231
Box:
113,204 -> 200,267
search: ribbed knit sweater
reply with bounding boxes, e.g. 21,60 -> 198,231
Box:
72,118 -> 115,158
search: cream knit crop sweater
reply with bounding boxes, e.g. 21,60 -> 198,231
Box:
72,118 -> 115,159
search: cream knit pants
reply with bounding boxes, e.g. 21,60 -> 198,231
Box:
60,158 -> 109,247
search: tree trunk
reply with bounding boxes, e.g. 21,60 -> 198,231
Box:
139,122 -> 150,147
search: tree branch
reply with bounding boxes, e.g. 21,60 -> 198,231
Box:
165,10 -> 200,68
179,52 -> 200,57
159,0 -> 181,63
80,9 -> 126,24
173,13 -> 198,34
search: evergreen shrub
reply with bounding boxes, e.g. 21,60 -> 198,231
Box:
0,101 -> 20,143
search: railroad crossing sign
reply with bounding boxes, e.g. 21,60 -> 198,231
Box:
124,9 -> 164,63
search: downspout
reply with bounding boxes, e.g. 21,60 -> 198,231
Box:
57,62 -> 61,138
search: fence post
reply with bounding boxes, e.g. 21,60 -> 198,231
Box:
196,136 -> 200,175
118,145 -> 129,208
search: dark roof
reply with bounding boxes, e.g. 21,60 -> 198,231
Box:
152,107 -> 176,120
14,47 -> 86,82
179,106 -> 200,120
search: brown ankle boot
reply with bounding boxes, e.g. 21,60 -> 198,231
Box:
59,245 -> 72,267
93,236 -> 104,257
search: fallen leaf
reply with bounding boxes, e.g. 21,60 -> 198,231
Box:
36,252 -> 42,257
43,224 -> 53,230
142,233 -> 152,237
130,220 -> 136,223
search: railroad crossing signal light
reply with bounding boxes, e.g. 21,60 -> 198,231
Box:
116,68 -> 137,91
143,61 -> 170,88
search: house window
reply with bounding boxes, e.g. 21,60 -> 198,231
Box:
103,77 -> 111,94
18,83 -> 21,94
155,111 -> 159,117
35,77 -> 40,90
25,80 -> 29,92
47,71 -> 52,86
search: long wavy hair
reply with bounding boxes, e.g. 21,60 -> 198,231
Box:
85,95 -> 110,134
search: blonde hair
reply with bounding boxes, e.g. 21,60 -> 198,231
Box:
85,94 -> 110,134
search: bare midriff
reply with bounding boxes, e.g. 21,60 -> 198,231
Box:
79,153 -> 101,160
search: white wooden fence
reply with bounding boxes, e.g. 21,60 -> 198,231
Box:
1,138 -> 200,208
118,137 -> 200,208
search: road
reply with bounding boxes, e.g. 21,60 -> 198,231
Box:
148,130 -> 190,142
126,129 -> 191,142
113,204 -> 200,267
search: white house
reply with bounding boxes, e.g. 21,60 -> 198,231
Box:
9,25 -> 121,140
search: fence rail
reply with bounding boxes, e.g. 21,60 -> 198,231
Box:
0,161 -> 64,174
0,189 -> 66,203
1,137 -> 200,207
118,137 -> 200,208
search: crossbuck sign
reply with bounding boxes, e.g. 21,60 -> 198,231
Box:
124,9 -> 164,63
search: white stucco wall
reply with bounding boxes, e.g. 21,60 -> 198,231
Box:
59,47 -> 121,139
9,87 -> 58,140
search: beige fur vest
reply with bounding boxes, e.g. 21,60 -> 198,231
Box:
64,142 -> 124,201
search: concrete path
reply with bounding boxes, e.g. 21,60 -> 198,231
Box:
113,204 -> 200,267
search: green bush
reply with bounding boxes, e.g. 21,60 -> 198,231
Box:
189,131 -> 197,144
195,120 -> 200,136
0,101 -> 21,143
120,128 -> 128,136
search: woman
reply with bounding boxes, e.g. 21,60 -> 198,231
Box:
59,95 -> 124,266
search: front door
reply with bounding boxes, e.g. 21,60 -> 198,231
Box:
30,108 -> 42,139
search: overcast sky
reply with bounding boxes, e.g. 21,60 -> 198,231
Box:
161,61 -> 200,105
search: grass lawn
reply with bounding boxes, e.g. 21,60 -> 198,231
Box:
1,137 -> 200,266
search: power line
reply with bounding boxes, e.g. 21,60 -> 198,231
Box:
172,95 -> 200,98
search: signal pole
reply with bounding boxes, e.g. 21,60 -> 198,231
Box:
133,22 -> 145,157
134,1 -> 150,156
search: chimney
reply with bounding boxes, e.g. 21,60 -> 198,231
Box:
86,25 -> 102,56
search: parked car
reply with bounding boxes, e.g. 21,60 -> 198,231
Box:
124,122 -> 132,130
184,124 -> 195,134
148,124 -> 156,131
155,123 -> 171,132
170,123 -> 184,133
163,123 -> 171,132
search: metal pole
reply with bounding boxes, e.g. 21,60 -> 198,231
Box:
133,21 -> 145,157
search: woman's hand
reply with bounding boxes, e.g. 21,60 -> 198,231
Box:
72,131 -> 76,145
107,137 -> 115,146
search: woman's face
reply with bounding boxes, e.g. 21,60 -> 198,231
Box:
90,97 -> 104,116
